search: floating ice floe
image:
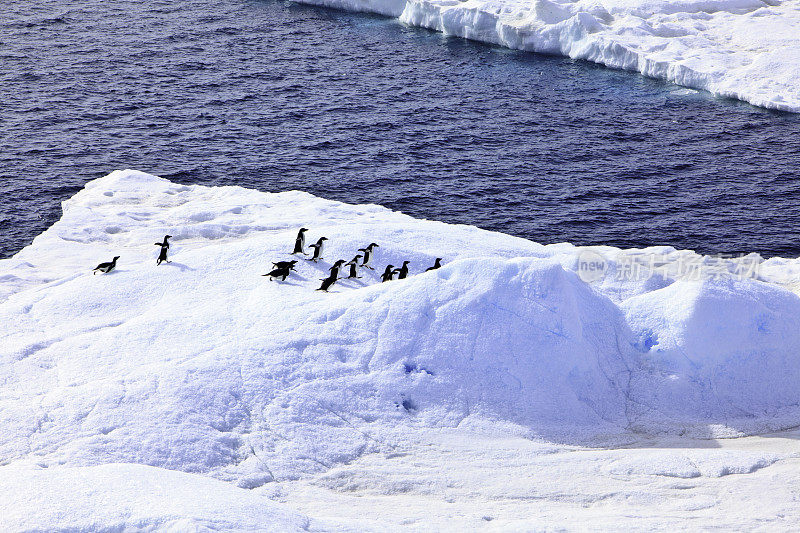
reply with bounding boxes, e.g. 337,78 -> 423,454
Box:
3,169 -> 800,529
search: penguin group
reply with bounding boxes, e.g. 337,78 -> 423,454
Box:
276,228 -> 443,292
91,227 -> 444,295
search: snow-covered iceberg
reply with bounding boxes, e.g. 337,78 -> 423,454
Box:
3,170 -> 800,529
297,0 -> 800,112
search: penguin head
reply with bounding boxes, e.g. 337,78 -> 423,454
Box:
113,256 -> 120,261
165,235 -> 172,239
319,237 -> 328,242
369,243 -> 380,248
402,260 -> 410,265
299,228 -> 308,233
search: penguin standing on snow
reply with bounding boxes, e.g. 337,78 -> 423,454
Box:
93,256 -> 119,275
292,228 -> 309,255
359,243 -> 379,270
345,255 -> 362,279
380,264 -> 396,282
328,259 -> 346,280
425,258 -> 442,271
316,274 -> 337,292
154,235 -> 172,265
396,260 -> 410,280
307,237 -> 328,262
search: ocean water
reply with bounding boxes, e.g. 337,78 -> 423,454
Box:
2,0 -> 799,259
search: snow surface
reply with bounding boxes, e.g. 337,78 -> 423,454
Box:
3,169 -> 800,530
294,0 -> 800,112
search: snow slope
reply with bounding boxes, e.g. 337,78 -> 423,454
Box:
3,170 -> 800,529
295,0 -> 800,112
0,462 -> 311,532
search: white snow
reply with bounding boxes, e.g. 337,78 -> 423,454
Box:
2,169 -> 800,530
0,462 -> 311,532
295,0 -> 800,112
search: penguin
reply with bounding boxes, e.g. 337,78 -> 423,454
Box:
93,256 -> 119,275
272,260 -> 298,271
316,274 -> 337,292
263,266 -> 292,281
154,235 -> 172,265
292,228 -> 309,255
359,243 -> 380,270
307,237 -> 328,262
328,259 -> 346,280
380,264 -> 396,282
425,258 -> 442,271
345,255 -> 362,279
396,260 -> 410,280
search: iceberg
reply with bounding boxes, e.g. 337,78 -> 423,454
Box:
294,0 -> 800,112
3,170 -> 800,529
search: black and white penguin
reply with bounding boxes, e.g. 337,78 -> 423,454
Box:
263,266 -> 292,281
307,237 -> 328,262
345,255 -> 362,279
292,228 -> 309,255
396,260 -> 410,279
316,275 -> 337,292
328,259 -> 346,280
272,260 -> 298,271
425,258 -> 442,271
154,235 -> 172,265
358,243 -> 380,270
380,264 -> 396,282
93,256 -> 119,275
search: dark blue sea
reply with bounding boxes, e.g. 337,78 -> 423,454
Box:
2,0 -> 800,259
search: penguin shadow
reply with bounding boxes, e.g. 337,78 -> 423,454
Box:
337,277 -> 370,289
161,261 -> 195,272
305,259 -> 332,272
271,271 -> 310,286
304,260 -> 335,277
271,279 -> 304,287
93,270 -> 123,275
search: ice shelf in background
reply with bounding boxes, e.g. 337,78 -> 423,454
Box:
295,0 -> 800,112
